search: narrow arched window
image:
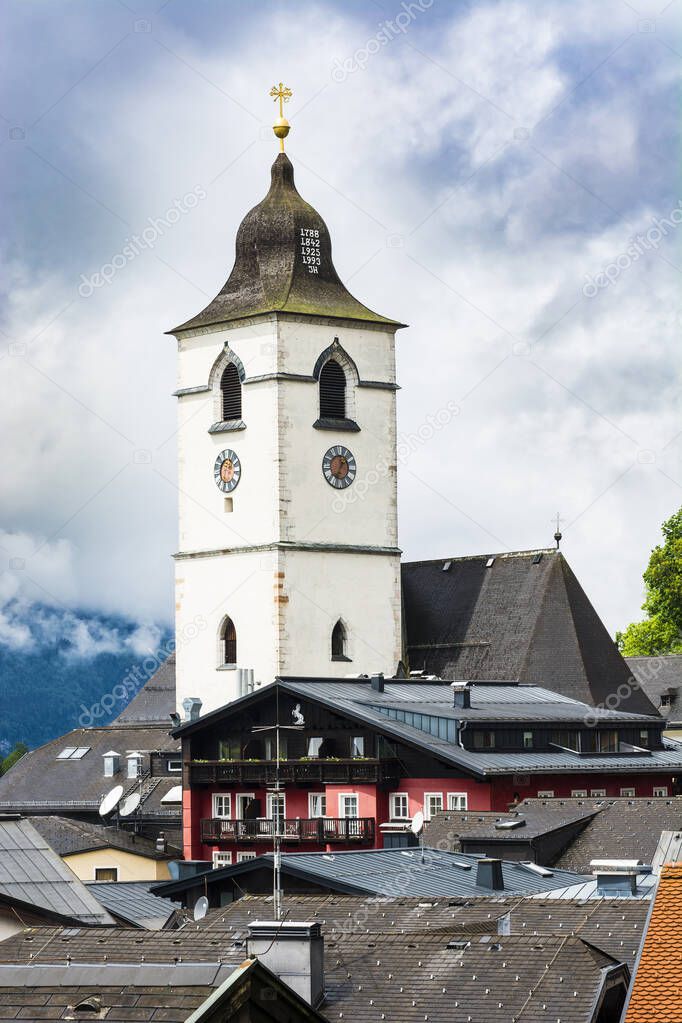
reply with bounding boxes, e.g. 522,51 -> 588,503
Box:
221,617 -> 237,665
319,359 -> 346,419
331,620 -> 347,660
220,364 -> 242,421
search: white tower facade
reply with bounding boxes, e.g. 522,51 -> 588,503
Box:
170,153 -> 403,714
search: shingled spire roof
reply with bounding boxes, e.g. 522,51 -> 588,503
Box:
170,153 -> 401,334
401,548 -> 658,715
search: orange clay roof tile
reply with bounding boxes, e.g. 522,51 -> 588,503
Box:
626,862 -> 682,1022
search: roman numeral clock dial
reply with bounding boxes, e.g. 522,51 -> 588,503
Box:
213,449 -> 242,493
322,445 -> 356,489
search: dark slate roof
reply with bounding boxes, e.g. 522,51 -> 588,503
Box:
402,549 -> 658,715
0,817 -> 114,926
626,655 -> 682,723
551,796 -> 682,872
0,725 -> 180,817
175,676 -> 682,779
85,882 -> 179,929
170,153 -> 401,334
424,803 -> 600,846
27,816 -> 179,859
0,983 -> 218,1023
114,654 -> 176,725
155,847 -> 586,901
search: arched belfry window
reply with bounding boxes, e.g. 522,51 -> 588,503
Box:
331,619 -> 349,661
220,364 -> 242,421
220,617 -> 237,666
319,360 -> 346,420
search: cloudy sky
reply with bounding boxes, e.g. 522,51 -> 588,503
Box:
1,0 -> 680,652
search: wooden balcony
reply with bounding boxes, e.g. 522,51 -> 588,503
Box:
200,816 -> 375,845
189,757 -> 400,786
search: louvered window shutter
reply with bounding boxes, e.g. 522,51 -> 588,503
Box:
220,364 -> 242,420
319,360 -> 346,419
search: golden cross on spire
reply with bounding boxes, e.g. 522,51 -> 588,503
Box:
270,82 -> 292,152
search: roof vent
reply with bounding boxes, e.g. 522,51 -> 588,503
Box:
451,683 -> 471,709
494,819 -> 526,830
371,672 -> 385,693
486,557 -> 495,568
182,697 -> 202,722
532,553 -> 543,565
442,560 -> 452,572
591,860 -> 644,896
248,921 -> 324,1007
476,858 -> 504,891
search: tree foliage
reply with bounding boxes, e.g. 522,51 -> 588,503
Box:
0,742 -> 28,776
618,508 -> 682,656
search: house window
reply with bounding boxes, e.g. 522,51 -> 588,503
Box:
220,617 -> 237,665
94,867 -> 118,882
661,693 -> 673,707
309,793 -> 326,818
522,732 -> 533,749
57,747 -> 90,761
307,737 -> 324,758
218,739 -> 241,760
338,793 -> 359,818
639,730 -> 649,746
331,620 -> 349,660
235,793 -> 256,819
537,790 -> 555,798
167,759 -> 182,773
599,730 -> 618,753
653,786 -> 669,797
590,789 -> 606,797
472,731 -> 495,749
620,788 -> 635,797
212,851 -> 233,868
237,851 -> 257,862
319,359 -> 346,419
220,363 -> 242,421
267,793 -> 286,825
213,794 -> 232,819
264,735 -> 287,761
390,793 -> 409,819
447,792 -> 468,810
424,792 -> 443,821
351,736 -> 365,758
571,789 -> 587,798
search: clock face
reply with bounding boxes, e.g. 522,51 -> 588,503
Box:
322,445 -> 356,489
213,449 -> 242,493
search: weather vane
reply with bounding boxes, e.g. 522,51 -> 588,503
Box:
270,82 -> 292,152
553,512 -> 564,550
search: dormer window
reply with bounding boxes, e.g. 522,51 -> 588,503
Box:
319,359 -> 346,419
220,363 -> 242,420
102,751 -> 120,777
126,753 -> 143,779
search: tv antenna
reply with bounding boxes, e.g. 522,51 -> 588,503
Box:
99,785 -> 124,818
553,512 -> 564,550
252,688 -> 305,920
410,809 -> 425,864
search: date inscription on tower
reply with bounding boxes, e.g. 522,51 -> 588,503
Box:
300,228 -> 321,274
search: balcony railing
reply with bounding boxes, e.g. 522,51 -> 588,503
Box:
189,758 -> 400,786
200,816 -> 375,845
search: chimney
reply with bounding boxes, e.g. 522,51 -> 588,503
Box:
370,672 -> 384,693
591,859 -> 644,896
452,682 -> 471,709
476,858 -> 504,891
247,921 -> 324,1007
182,697 -> 202,722
156,832 -> 167,854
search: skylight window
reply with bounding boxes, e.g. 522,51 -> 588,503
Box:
57,747 -> 90,760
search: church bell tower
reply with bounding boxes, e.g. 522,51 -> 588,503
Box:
170,86 -> 404,714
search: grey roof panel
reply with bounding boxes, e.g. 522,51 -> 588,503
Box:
86,881 -> 177,929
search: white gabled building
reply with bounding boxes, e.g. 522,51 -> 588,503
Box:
169,149 -> 405,713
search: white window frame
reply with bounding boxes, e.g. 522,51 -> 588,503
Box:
389,792 -> 409,820
653,786 -> 669,797
590,789 -> 606,797
338,793 -> 359,819
537,790 -> 555,798
447,792 -> 468,811
212,793 -> 232,819
235,793 -> 256,819
237,851 -> 257,862
423,792 -> 443,821
167,759 -> 182,773
351,736 -> 365,758
93,866 -> 118,882
620,787 -> 635,797
522,731 -> 533,749
266,792 -> 286,822
308,793 -> 326,818
571,789 -> 587,798
212,851 -> 233,868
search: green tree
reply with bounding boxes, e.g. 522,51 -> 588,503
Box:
0,742 -> 28,776
618,508 -> 682,656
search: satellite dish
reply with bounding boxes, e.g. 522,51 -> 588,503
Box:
193,896 -> 209,922
119,791 -> 141,818
410,811 -> 424,836
99,784 -> 124,817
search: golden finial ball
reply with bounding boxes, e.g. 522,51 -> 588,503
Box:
273,116 -> 290,141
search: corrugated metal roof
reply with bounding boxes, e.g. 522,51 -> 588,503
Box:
0,819 -> 114,925
86,881 -> 177,929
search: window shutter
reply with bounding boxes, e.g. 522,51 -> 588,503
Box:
220,364 -> 242,420
319,360 -> 346,419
